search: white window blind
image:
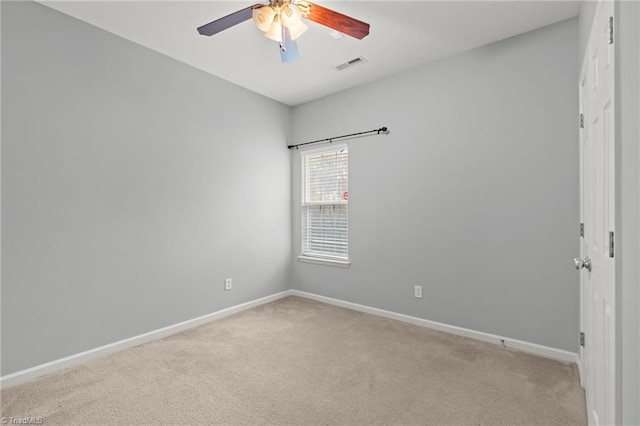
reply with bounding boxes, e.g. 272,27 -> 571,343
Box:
301,146 -> 348,260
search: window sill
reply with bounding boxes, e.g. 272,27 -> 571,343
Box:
297,256 -> 351,269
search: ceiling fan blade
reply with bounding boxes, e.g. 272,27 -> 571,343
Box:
304,2 -> 370,40
280,28 -> 299,63
197,4 -> 264,37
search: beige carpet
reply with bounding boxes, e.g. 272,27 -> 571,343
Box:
1,296 -> 586,425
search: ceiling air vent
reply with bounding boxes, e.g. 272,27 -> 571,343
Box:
335,56 -> 367,71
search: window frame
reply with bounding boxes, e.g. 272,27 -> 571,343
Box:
298,144 -> 350,268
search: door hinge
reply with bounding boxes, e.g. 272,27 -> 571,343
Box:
579,113 -> 584,129
580,223 -> 584,238
609,16 -> 614,45
609,231 -> 614,258
580,332 -> 585,347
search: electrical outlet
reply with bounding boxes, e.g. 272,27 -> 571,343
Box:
414,285 -> 423,299
224,278 -> 232,291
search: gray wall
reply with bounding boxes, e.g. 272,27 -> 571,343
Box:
1,1 -> 291,376
617,7 -> 640,416
290,19 -> 580,352
617,4 -> 640,423
578,0 -> 597,64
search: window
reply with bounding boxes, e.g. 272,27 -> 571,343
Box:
300,145 -> 349,264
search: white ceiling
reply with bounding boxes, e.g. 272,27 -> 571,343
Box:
40,1 -> 580,106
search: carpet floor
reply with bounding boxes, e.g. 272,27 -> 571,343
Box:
1,296 -> 586,425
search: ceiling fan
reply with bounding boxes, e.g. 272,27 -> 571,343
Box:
197,0 -> 370,63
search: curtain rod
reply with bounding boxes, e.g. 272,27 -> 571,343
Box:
287,126 -> 390,150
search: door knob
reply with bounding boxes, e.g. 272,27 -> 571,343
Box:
574,257 -> 592,272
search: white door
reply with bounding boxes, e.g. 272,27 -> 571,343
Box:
578,1 -> 616,425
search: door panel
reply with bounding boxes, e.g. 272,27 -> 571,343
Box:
579,1 -> 616,425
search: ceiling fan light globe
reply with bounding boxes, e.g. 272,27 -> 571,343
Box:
280,3 -> 301,28
252,6 -> 276,32
264,20 -> 283,43
287,21 -> 308,41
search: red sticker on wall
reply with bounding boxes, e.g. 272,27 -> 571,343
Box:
343,192 -> 349,201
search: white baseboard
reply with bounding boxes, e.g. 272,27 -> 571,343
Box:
1,288 -> 579,388
291,290 -> 579,364
0,290 -> 293,388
